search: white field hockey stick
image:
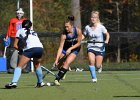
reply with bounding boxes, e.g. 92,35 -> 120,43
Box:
3,38 -> 8,58
3,46 -> 7,58
41,66 -> 59,79
29,59 -> 58,78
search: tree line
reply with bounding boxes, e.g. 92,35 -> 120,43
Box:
0,0 -> 140,34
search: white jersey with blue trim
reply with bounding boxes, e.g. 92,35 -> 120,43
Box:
16,28 -> 43,51
84,23 -> 107,52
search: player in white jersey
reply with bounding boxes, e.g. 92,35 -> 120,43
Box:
83,11 -> 110,83
5,20 -> 45,89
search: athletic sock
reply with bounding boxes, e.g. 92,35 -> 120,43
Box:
89,65 -> 97,79
12,67 -> 22,83
35,67 -> 43,83
55,68 -> 68,81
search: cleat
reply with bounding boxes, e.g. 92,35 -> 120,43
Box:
69,67 -> 72,71
92,78 -> 97,83
54,80 -> 60,86
61,74 -> 66,80
35,82 -> 45,88
5,82 -> 17,89
97,65 -> 102,73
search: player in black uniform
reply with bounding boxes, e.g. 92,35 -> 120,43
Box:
54,15 -> 82,86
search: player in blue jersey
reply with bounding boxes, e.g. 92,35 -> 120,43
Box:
54,15 -> 82,86
83,11 -> 110,83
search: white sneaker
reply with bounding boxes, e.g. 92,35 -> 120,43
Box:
35,82 -> 45,88
92,78 -> 97,83
5,82 -> 17,89
62,74 -> 66,80
97,65 -> 102,73
54,80 -> 60,86
69,67 -> 72,71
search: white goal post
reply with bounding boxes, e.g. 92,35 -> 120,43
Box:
17,0 -> 34,72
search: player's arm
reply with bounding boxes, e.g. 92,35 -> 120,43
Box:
66,28 -> 82,54
55,34 -> 66,64
104,32 -> 110,44
6,19 -> 14,39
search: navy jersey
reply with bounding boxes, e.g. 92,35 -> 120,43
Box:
63,27 -> 81,53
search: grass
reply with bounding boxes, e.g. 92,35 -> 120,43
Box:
45,62 -> 140,71
0,71 -> 140,100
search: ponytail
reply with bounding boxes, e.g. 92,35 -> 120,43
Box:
67,15 -> 74,21
65,15 -> 75,26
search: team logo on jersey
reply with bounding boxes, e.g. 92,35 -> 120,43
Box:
16,22 -> 22,30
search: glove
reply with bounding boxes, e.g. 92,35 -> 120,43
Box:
4,37 -> 11,47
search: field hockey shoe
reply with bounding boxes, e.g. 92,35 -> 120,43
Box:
5,82 -> 17,89
54,80 -> 60,86
35,82 -> 45,88
61,74 -> 66,80
97,65 -> 102,73
92,78 -> 97,83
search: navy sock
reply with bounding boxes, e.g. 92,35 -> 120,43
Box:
55,68 -> 68,81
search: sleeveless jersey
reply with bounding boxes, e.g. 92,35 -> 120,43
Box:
16,28 -> 43,51
63,27 -> 80,52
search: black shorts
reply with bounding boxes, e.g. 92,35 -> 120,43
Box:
23,47 -> 43,58
88,49 -> 105,56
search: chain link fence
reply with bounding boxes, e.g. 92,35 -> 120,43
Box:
1,32 -> 140,71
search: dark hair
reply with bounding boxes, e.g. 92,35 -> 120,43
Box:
22,20 -> 32,28
67,15 -> 74,21
65,15 -> 75,26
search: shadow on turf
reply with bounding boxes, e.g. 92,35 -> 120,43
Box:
114,96 -> 140,98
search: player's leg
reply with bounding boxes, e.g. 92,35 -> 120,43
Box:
54,53 -> 76,85
33,58 -> 45,87
88,52 -> 97,83
5,55 -> 30,89
96,53 -> 104,73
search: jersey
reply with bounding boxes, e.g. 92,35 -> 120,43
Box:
84,23 -> 107,52
16,28 -> 43,51
63,27 -> 80,52
7,17 -> 27,38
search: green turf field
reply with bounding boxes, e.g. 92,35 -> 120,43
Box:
0,71 -> 140,100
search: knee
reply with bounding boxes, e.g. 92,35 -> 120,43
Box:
63,61 -> 70,69
89,62 -> 95,66
33,61 -> 40,68
96,64 -> 102,68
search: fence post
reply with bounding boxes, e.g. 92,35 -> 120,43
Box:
117,36 -> 120,63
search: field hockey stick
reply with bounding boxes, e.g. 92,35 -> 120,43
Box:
81,40 -> 105,44
41,66 -> 59,79
3,38 -> 8,58
29,59 -> 58,78
3,46 -> 7,58
53,54 -> 69,70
